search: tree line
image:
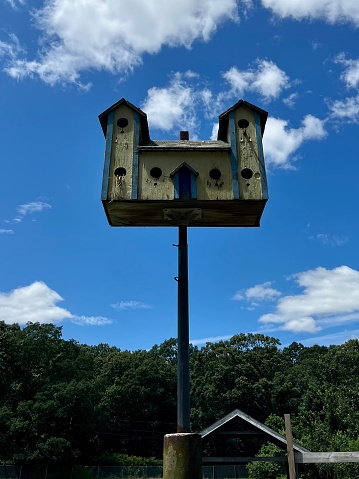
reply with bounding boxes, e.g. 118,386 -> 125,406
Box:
1,321 -> 359,478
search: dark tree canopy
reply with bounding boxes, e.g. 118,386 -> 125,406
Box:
1,321 -> 359,478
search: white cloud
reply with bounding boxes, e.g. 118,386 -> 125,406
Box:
263,114 -> 327,168
0,281 -> 112,326
335,54 -> 359,89
223,60 -> 290,101
329,95 -> 359,122
259,266 -> 359,333
328,55 -> 359,123
299,328 -> 359,347
261,0 -> 359,26
17,201 -> 51,217
4,0 -> 25,9
2,0 -> 239,86
283,92 -> 298,108
0,229 -> 14,234
0,282 -> 72,325
210,122 -> 219,140
233,281 -> 281,304
111,301 -> 152,310
71,315 -> 112,326
141,73 -> 199,134
0,34 -> 24,59
311,233 -> 348,246
8,201 -> 52,224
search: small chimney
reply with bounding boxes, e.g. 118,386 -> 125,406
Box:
180,131 -> 189,140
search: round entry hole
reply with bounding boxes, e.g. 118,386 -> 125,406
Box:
241,168 -> 253,180
114,167 -> 127,177
209,168 -> 221,180
150,167 -> 162,179
117,118 -> 129,129
238,119 -> 249,129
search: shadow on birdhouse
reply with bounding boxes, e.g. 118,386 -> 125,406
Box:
99,99 -> 268,227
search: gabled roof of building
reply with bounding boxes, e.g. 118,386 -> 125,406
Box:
200,409 -> 309,453
98,98 -> 150,141
217,100 -> 268,141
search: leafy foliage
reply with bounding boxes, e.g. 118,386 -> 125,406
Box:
1,321 -> 359,478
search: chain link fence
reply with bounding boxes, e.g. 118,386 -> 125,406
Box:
0,465 -> 249,479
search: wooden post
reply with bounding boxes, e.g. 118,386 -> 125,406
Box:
284,414 -> 296,479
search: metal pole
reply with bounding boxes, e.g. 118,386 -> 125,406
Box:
177,224 -> 190,432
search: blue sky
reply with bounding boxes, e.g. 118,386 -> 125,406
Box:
1,0 -> 359,351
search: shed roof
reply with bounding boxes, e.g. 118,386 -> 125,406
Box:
217,100 -> 268,141
200,409 -> 309,453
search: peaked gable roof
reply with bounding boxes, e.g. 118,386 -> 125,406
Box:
217,100 -> 268,142
98,98 -> 150,141
200,409 -> 309,453
170,162 -> 199,178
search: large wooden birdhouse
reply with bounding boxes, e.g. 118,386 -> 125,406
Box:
99,98 -> 268,227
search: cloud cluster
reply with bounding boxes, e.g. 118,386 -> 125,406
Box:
258,266 -> 359,333
330,54 -> 359,123
111,301 -> 152,310
0,281 -> 112,326
141,72 -> 199,134
233,281 -> 281,304
14,201 -> 52,223
311,233 -> 348,246
2,201 -> 52,229
2,0 -> 239,86
223,60 -> 290,101
263,115 -> 327,168
261,0 -> 359,26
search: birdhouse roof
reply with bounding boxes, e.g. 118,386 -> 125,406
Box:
217,100 -> 268,141
170,161 -> 199,178
138,140 -> 231,151
99,98 -> 150,141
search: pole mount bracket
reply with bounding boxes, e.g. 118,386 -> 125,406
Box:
163,208 -> 202,226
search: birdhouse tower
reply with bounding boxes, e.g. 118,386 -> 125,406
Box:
99,99 -> 268,227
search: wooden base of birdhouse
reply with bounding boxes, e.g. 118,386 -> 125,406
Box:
102,199 -> 267,227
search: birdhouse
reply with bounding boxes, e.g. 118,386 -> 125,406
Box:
99,98 -> 268,227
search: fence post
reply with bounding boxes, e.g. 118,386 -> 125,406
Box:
284,413 -> 296,479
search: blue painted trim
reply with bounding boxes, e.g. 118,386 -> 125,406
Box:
173,174 -> 179,199
229,112 -> 240,199
254,111 -> 269,199
131,112 -> 140,200
101,111 -> 114,201
190,173 -> 197,199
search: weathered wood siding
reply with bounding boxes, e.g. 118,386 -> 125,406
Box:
234,105 -> 264,201
138,151 -> 233,201
108,105 -> 135,201
295,452 -> 359,464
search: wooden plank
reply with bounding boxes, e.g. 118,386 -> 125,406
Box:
101,110 -> 114,201
203,457 -> 288,464
213,431 -> 266,436
103,199 -> 267,227
284,414 -> 296,479
254,110 -> 268,200
229,112 -> 239,199
295,452 -> 359,464
131,112 -> 140,200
